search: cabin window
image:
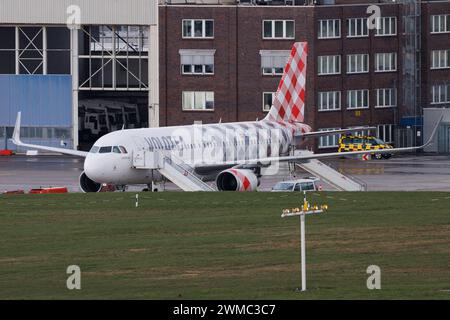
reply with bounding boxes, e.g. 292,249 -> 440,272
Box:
89,146 -> 99,153
113,146 -> 121,154
119,146 -> 128,154
99,146 -> 112,153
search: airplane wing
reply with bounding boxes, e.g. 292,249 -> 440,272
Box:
11,112 -> 88,157
200,113 -> 444,168
298,127 -> 376,138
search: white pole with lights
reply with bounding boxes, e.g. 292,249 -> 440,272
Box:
281,191 -> 328,292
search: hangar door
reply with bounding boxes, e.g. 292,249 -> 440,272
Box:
0,75 -> 72,151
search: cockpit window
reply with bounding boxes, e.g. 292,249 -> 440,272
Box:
119,146 -> 128,154
89,146 -> 99,153
99,146 -> 112,153
113,146 -> 121,154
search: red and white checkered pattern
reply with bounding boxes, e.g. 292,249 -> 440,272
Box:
266,42 -> 308,124
229,169 -> 252,191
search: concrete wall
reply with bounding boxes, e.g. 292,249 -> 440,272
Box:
0,0 -> 157,26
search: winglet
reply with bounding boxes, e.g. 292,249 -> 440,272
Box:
12,111 -> 22,145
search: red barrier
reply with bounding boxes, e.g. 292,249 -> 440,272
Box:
0,150 -> 14,156
29,187 -> 69,194
2,190 -> 25,195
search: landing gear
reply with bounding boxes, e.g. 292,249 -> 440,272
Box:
116,185 -> 127,192
143,182 -> 160,192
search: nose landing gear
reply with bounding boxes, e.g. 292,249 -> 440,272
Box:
142,182 -> 161,192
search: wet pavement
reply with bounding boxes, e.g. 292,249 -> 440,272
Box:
0,154 -> 449,192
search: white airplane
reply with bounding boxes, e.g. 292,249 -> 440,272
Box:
11,42 -> 439,192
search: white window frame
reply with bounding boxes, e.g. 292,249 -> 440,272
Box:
318,128 -> 341,149
377,124 -> 394,143
318,55 -> 341,75
375,53 -> 397,72
431,85 -> 450,104
181,64 -> 214,75
375,88 -> 397,108
347,89 -> 369,109
179,49 -> 215,75
262,67 -> 284,76
262,92 -> 275,112
347,54 -> 369,74
431,50 -> 450,69
182,19 -> 214,39
318,91 -> 341,111
348,126 -> 371,138
318,19 -> 341,39
376,17 -> 397,36
182,91 -> 215,111
260,50 -> 290,76
347,18 -> 369,38
431,15 -> 450,34
262,20 -> 295,40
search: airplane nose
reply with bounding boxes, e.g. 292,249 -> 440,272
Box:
84,154 -> 104,182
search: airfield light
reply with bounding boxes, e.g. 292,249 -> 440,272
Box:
135,194 -> 139,208
281,191 -> 328,292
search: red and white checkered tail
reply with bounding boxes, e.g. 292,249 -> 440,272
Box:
265,42 -> 307,123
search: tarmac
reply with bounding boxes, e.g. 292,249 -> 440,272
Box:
1,154 -> 449,193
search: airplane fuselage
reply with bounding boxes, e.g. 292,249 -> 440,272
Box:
84,119 -> 310,185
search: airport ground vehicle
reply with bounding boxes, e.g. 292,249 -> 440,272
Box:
338,134 -> 393,160
271,178 -> 318,192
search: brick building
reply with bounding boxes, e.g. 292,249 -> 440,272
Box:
159,0 -> 450,151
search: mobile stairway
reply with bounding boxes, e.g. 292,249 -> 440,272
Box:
291,150 -> 366,191
132,149 -> 216,192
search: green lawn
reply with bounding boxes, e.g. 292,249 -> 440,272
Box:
0,192 -> 449,299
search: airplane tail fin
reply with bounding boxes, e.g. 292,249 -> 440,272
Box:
265,42 -> 307,124
12,111 -> 22,145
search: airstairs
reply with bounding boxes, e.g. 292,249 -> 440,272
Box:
292,150 -> 366,192
132,150 -> 216,192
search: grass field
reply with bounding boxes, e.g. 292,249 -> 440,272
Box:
0,191 -> 449,300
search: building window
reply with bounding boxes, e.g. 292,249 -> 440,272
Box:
376,17 -> 397,36
375,88 -> 397,108
263,92 -> 275,112
347,54 -> 369,74
377,124 -> 394,143
347,89 -> 369,109
262,20 -> 295,39
431,50 -> 450,69
375,53 -> 397,72
182,91 -> 215,110
91,26 -> 149,52
318,55 -> 341,75
182,19 -> 214,39
431,85 -> 450,104
260,50 -> 290,76
349,126 -> 371,137
318,128 -> 341,149
431,15 -> 450,33
179,49 -> 215,75
347,18 -> 368,37
318,91 -> 341,111
318,19 -> 341,39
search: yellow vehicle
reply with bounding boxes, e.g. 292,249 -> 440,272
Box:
338,134 -> 393,159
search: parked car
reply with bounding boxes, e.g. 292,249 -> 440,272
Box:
271,178 -> 318,192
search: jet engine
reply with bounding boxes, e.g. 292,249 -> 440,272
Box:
216,169 -> 259,191
79,171 -> 102,193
